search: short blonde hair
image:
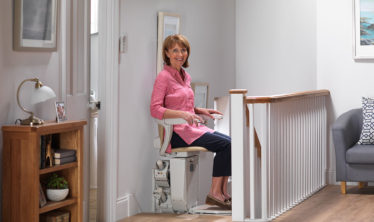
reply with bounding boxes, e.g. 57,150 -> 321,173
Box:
162,34 -> 190,68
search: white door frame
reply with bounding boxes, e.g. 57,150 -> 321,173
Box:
60,0 -> 120,220
97,0 -> 120,221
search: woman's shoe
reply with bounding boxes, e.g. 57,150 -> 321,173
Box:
225,198 -> 231,204
205,194 -> 231,210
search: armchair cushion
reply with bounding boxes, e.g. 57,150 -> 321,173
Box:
358,97 -> 374,145
346,144 -> 374,164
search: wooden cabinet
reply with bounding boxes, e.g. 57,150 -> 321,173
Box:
2,121 -> 86,222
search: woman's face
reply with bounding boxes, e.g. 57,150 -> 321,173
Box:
165,43 -> 188,71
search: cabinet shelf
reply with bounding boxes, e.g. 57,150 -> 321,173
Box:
2,121 -> 86,222
39,197 -> 77,214
40,162 -> 78,175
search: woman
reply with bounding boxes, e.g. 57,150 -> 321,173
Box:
150,34 -> 231,210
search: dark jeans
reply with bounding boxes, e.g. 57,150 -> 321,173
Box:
170,131 -> 231,177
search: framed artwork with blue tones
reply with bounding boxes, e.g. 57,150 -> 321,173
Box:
157,12 -> 180,75
353,0 -> 374,59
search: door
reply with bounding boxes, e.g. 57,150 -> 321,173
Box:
60,0 -> 91,220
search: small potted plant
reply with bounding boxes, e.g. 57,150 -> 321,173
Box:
46,173 -> 69,201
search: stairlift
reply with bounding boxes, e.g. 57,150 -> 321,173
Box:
152,96 -> 231,214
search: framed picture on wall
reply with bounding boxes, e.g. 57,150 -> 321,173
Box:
353,0 -> 374,59
191,82 -> 209,109
156,12 -> 181,75
13,0 -> 59,51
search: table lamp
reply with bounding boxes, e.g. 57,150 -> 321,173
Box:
17,78 -> 56,125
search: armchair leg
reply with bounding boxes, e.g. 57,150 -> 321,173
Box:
340,182 -> 346,194
358,182 -> 368,189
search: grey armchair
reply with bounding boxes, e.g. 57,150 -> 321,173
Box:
332,108 -> 374,194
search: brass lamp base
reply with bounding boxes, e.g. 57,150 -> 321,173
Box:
20,115 -> 44,125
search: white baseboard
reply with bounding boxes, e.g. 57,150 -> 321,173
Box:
116,194 -> 141,221
327,170 -> 336,185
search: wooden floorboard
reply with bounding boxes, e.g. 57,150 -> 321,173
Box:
119,185 -> 374,222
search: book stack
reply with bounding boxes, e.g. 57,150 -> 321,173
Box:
40,210 -> 70,222
53,149 -> 76,165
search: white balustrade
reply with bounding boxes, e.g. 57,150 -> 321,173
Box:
230,90 -> 329,221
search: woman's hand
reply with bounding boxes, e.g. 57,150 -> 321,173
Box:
180,111 -> 204,126
194,107 -> 223,119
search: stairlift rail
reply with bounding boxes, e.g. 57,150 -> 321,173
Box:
230,89 -> 330,221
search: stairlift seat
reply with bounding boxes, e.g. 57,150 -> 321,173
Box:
171,146 -> 208,153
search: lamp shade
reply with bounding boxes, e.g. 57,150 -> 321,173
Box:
30,85 -> 56,105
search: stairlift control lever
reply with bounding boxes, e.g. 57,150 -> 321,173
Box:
211,114 -> 223,120
196,113 -> 223,124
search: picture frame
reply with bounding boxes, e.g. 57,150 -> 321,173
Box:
353,0 -> 374,59
13,0 -> 59,51
55,101 -> 67,122
191,82 -> 209,109
39,182 -> 47,207
157,12 -> 181,75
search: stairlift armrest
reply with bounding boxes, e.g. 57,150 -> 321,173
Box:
155,118 -> 187,156
157,118 -> 187,125
155,114 -> 222,156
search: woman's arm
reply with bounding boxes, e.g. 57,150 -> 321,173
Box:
163,109 -> 204,126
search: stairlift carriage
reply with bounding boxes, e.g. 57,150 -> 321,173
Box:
152,96 -> 231,214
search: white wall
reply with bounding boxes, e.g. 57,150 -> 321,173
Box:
117,0 -> 236,217
0,1 -> 61,125
317,0 -> 374,183
0,4 -> 61,138
236,0 -> 317,96
0,0 -> 62,217
317,0 -> 374,116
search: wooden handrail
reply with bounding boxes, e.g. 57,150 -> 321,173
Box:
245,89 -> 330,104
229,89 -> 248,94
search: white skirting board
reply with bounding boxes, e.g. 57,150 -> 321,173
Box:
327,170 -> 336,185
116,194 -> 141,220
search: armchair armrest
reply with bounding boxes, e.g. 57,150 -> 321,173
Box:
332,108 -> 362,151
332,108 -> 362,181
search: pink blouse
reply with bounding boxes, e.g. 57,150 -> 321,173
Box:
150,65 -> 214,153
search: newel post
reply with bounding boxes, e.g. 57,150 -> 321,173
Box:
230,89 -> 248,221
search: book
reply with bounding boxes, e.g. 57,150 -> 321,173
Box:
54,155 -> 76,165
40,210 -> 70,222
53,149 -> 76,158
40,136 -> 46,169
